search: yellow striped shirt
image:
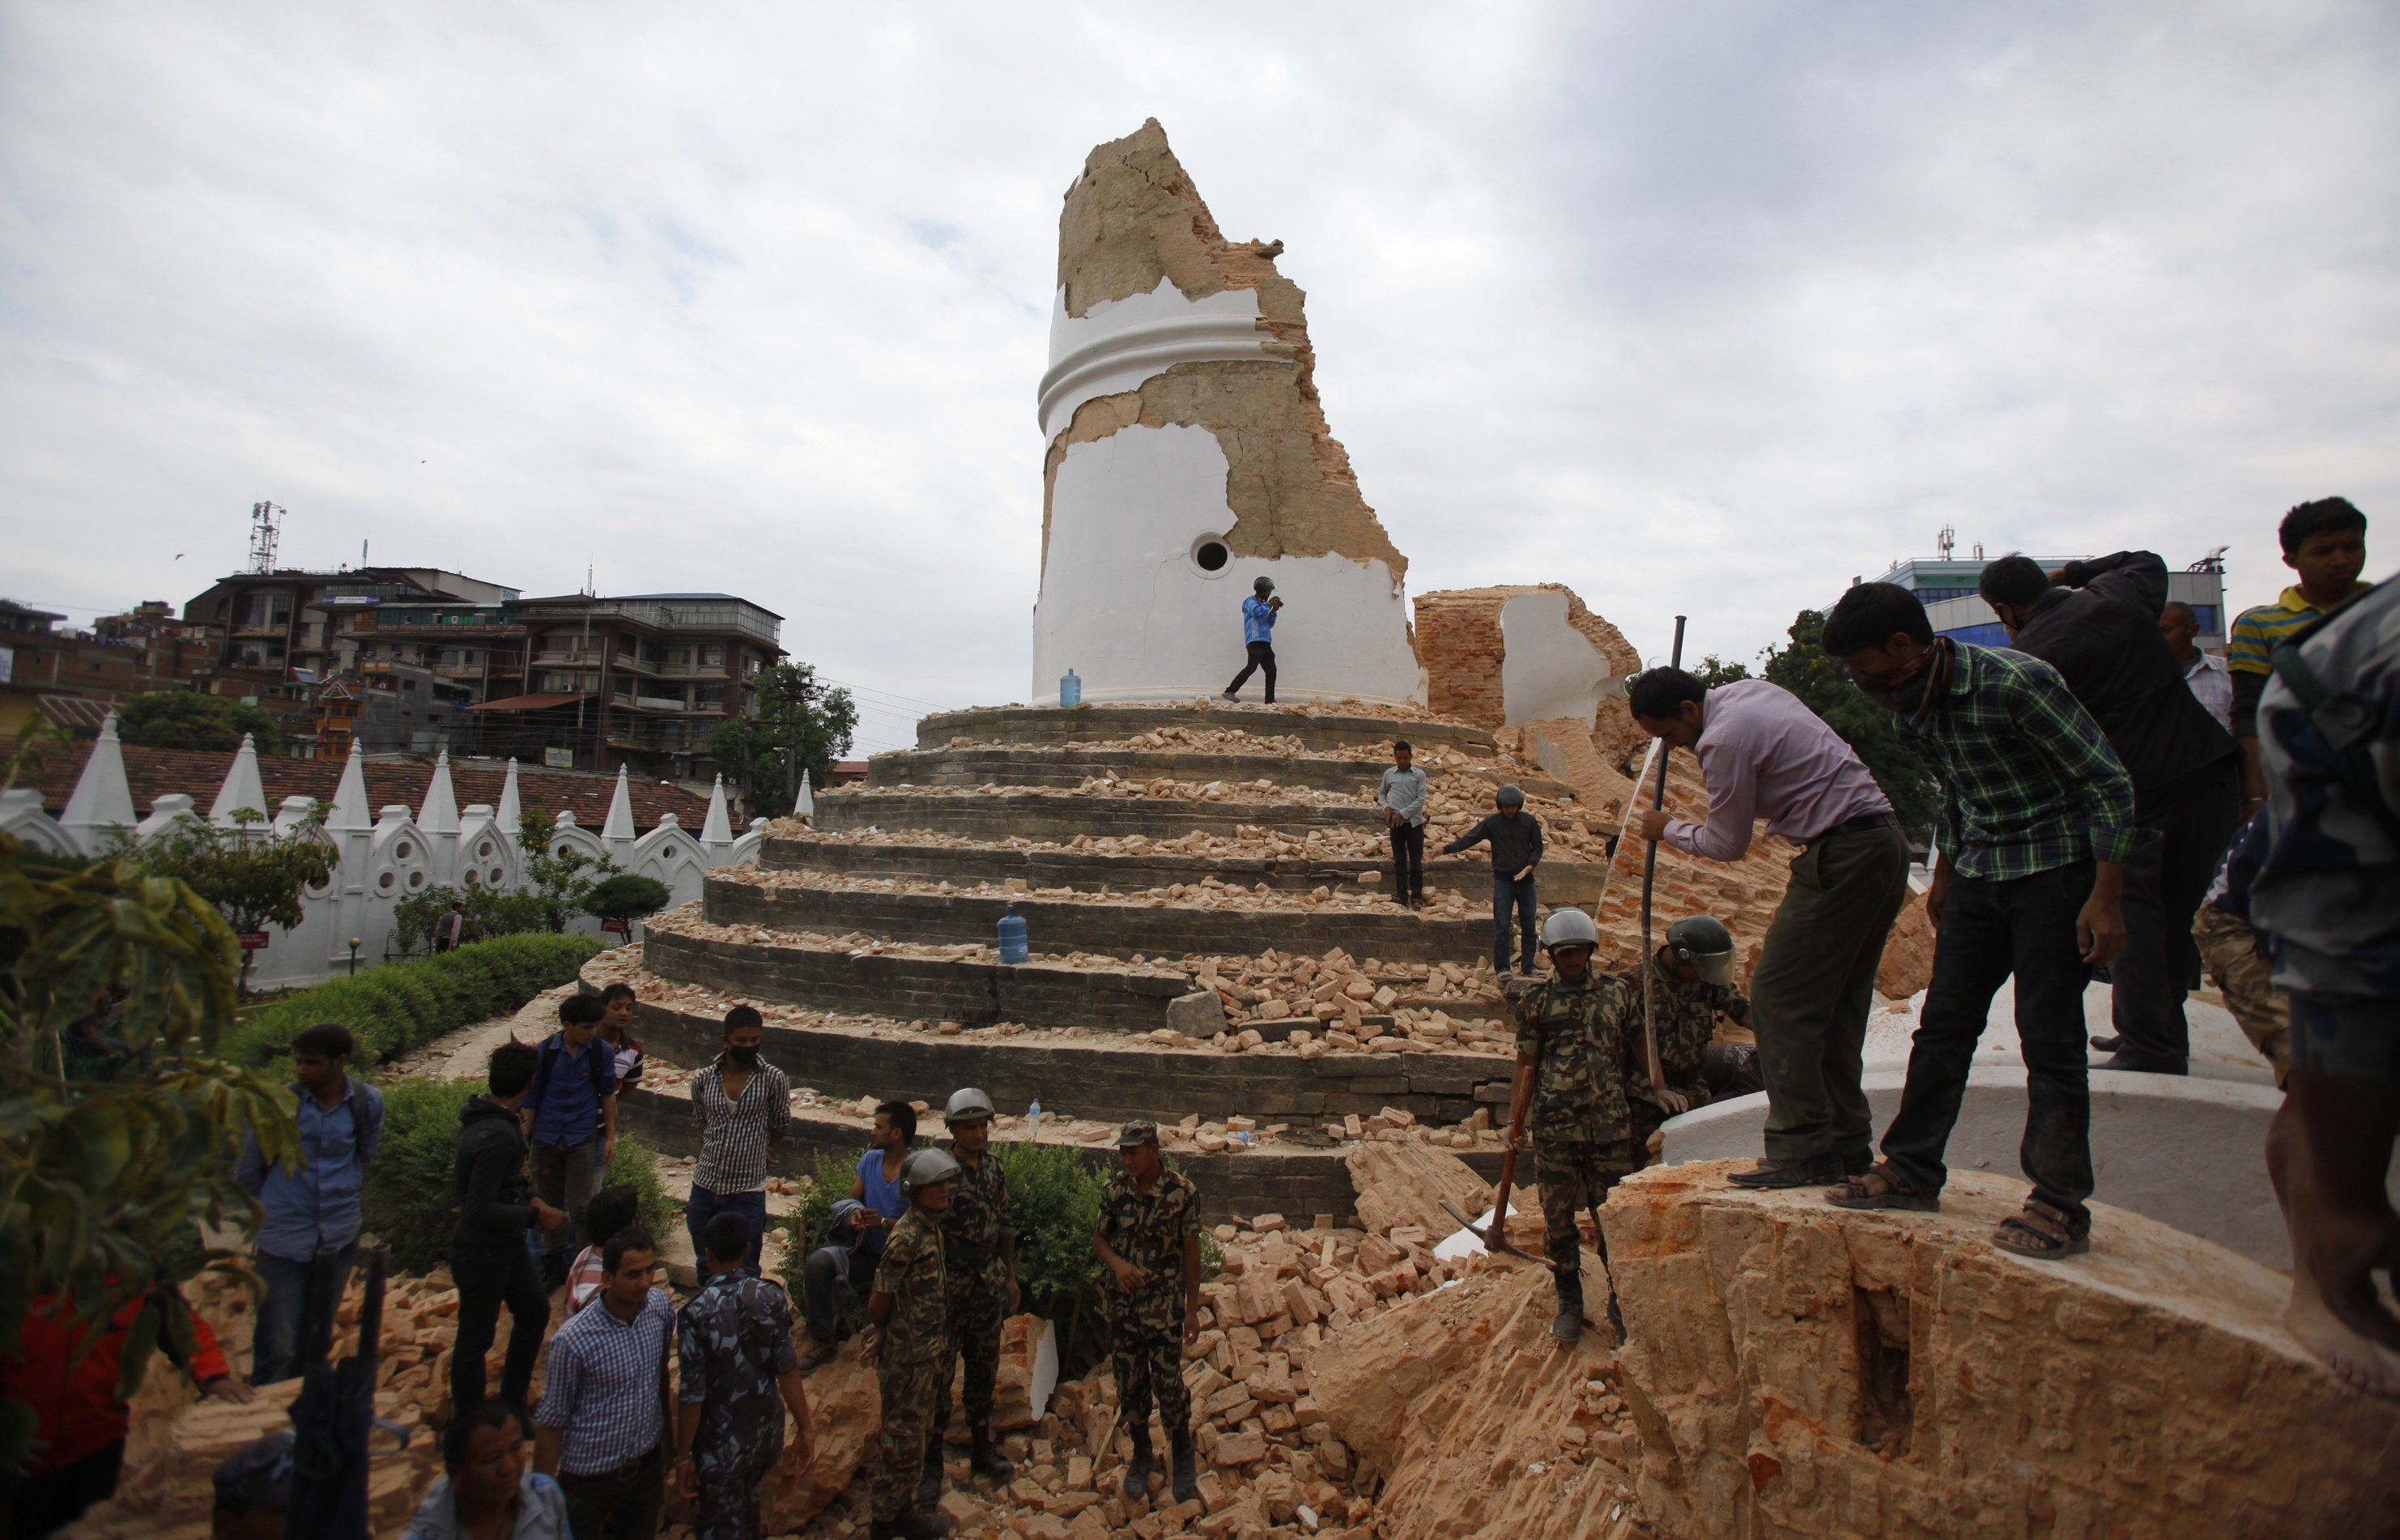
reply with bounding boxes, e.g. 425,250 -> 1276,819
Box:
2227,586 -> 2330,677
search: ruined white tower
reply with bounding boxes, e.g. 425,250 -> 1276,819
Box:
1031,121 -> 1426,707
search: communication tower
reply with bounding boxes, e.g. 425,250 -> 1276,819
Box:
248,501 -> 285,574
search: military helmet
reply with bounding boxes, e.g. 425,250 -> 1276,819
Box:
1495,783 -> 1526,809
1538,907 -> 1602,953
1117,1117 -> 1161,1148
1253,576 -> 1275,595
1666,915 -> 1737,987
944,1087 -> 995,1124
900,1148 -> 962,1193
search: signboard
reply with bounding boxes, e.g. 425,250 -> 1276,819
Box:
238,931 -> 271,951
600,918 -> 632,936
544,747 -> 575,769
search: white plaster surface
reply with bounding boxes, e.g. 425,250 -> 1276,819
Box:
1038,281 -> 1270,441
1031,422 -> 1425,707
1662,981 -> 2400,1270
1497,589 -> 1611,726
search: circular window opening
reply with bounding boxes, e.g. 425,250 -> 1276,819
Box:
476,840 -> 495,859
377,871 -> 394,891
464,870 -> 479,887
1193,538 -> 1231,574
394,841 -> 415,862
489,866 -> 505,885
407,870 -> 427,890
664,846 -> 679,861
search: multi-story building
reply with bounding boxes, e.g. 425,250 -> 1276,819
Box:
1863,551 -> 2229,652
181,566 -> 521,686
480,593 -> 785,780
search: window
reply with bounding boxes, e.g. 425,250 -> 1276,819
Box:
701,644 -> 726,667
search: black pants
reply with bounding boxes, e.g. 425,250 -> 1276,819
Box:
0,1442 -> 122,1540
1491,874 -> 1537,975
449,1240 -> 549,1417
1226,641 -> 1276,702
1881,861 -> 2096,1226
2109,759 -> 2241,1070
560,1444 -> 665,1540
1388,822 -> 1424,901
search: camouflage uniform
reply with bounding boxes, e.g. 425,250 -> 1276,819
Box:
868,1206 -> 947,1522
1628,956 -> 1748,1149
674,1271 -> 802,1540
1514,969 -> 1646,1282
938,1150 -> 1015,1428
2197,905 -> 2290,1087
1096,1161 -> 1198,1438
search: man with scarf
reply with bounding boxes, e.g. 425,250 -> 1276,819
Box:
1817,582 -> 2138,1262
684,1006 -> 792,1277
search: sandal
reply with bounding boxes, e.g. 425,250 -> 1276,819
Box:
1824,1161 -> 1939,1212
1991,1198 -> 2090,1259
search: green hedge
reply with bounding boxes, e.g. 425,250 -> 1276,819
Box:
223,934 -> 602,1069
361,1078 -> 674,1274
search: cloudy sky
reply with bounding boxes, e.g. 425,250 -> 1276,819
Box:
4,2 -> 2394,752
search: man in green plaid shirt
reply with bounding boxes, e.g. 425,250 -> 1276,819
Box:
1816,582 -> 2138,1261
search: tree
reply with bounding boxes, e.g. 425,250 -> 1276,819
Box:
131,813 -> 338,993
581,874 -> 671,930
515,810 -> 618,932
1694,653 -> 1753,688
1761,610 -> 1941,839
0,833 -> 300,1469
710,663 -> 857,814
117,691 -> 283,755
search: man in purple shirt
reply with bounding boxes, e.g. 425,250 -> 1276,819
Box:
1630,670 -> 1913,1187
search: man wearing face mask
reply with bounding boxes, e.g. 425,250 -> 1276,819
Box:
1818,582 -> 2138,1263
685,1006 -> 792,1278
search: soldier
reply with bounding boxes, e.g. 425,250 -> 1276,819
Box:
1505,907 -> 1650,1345
1092,1120 -> 1202,1507
671,1213 -> 815,1540
862,1149 -> 960,1540
1630,915 -> 1752,1147
922,1088 -> 1019,1510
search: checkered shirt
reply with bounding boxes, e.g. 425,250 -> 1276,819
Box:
534,1287 -> 673,1474
1909,642 -> 2142,881
688,1057 -> 792,1195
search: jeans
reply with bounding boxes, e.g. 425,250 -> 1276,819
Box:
801,1244 -> 865,1346
1880,861 -> 2097,1226
448,1240 -> 550,1417
684,1186 -> 769,1277
2109,759 -> 2241,1070
1226,641 -> 1276,703
1747,823 -> 1913,1164
530,1137 -> 607,1266
1491,874 -> 1538,974
1388,822 -> 1424,901
559,1443 -> 664,1540
250,1242 -> 356,1385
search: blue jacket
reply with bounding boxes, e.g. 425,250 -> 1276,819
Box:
1243,596 -> 1278,645
239,1077 -> 384,1262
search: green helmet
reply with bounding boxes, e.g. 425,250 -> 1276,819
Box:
1665,915 -> 1736,987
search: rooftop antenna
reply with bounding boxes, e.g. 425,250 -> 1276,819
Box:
1972,542 -> 1985,559
362,538 -> 370,568
1937,524 -> 1955,560
248,501 -> 284,573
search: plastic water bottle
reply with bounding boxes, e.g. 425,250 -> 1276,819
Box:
998,903 -> 1029,964
1028,1099 -> 1043,1140
1060,668 -> 1083,706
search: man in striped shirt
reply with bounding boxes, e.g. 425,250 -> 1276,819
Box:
684,1006 -> 792,1278
1817,583 -> 2138,1262
2228,498 -> 2371,813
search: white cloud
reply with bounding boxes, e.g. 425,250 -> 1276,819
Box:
3,1 -> 2394,736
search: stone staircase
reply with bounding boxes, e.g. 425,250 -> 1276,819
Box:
599,700 -> 1635,1219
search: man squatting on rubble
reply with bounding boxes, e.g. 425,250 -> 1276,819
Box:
862,1147 -> 963,1540
917,1088 -> 1021,1513
1630,667 -> 1909,1187
1638,915 -> 1763,1111
1507,908 -> 1654,1345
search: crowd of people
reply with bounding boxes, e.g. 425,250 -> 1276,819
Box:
2,500 -> 2386,1540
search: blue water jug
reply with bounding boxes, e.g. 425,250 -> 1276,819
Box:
1060,668 -> 1082,706
998,903 -> 1029,964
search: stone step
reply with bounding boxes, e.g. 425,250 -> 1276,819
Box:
758,835 -> 1622,909
615,1081 -> 1507,1226
705,870 -> 1496,965
620,991 -> 1514,1129
644,924 -> 1512,1036
865,745 -> 1576,802
815,789 -> 1388,841
917,704 -> 1499,757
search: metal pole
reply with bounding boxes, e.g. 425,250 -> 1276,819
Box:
1638,616 -> 1687,1100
